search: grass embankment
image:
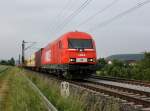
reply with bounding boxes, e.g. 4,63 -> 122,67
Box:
24,70 -> 85,111
0,65 -> 10,110
0,67 -> 48,111
0,65 -> 8,73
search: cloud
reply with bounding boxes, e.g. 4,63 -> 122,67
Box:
0,0 -> 150,60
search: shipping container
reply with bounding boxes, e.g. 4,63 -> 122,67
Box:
35,48 -> 43,68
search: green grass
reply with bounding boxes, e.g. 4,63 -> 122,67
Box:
0,65 -> 9,73
0,67 -> 120,111
1,67 -> 48,111
0,66 -> 10,110
24,70 -> 120,111
24,70 -> 85,111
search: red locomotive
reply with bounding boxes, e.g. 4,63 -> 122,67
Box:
26,31 -> 97,79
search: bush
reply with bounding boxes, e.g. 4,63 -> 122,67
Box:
97,52 -> 150,81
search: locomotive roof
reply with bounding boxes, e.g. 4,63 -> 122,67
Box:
60,31 -> 92,40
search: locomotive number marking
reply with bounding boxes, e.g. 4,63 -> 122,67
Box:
45,50 -> 51,62
78,53 -> 85,57
76,58 -> 87,62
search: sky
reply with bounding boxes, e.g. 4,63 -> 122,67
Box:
0,0 -> 150,60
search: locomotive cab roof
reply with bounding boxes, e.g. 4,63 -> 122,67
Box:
60,31 -> 93,40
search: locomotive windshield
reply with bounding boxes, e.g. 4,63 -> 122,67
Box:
68,39 -> 93,49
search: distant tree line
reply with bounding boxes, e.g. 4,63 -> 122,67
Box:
97,52 -> 150,81
0,57 -> 15,66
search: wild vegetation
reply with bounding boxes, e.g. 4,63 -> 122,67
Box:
25,70 -> 85,111
0,66 -> 86,111
0,57 -> 15,66
97,52 -> 150,81
24,70 -> 120,111
0,66 -> 48,111
0,66 -> 121,111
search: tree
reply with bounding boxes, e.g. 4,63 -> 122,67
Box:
97,58 -> 107,68
140,52 -> 150,69
0,57 -> 15,66
0,60 -> 8,65
8,57 -> 15,66
97,52 -> 150,81
112,59 -> 124,67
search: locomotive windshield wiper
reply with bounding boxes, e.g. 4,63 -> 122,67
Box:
77,48 -> 85,52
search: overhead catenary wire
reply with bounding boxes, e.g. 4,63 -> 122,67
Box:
76,0 -> 119,28
88,0 -> 150,32
51,0 -> 93,36
51,0 -> 92,34
57,0 -> 76,20
49,0 -> 73,33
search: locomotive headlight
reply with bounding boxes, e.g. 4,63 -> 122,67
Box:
89,59 -> 93,62
88,58 -> 93,62
88,58 -> 96,62
70,58 -> 76,62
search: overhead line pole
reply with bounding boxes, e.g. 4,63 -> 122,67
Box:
22,40 -> 25,65
21,40 -> 36,65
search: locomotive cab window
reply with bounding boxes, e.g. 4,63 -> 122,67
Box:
68,39 -> 93,49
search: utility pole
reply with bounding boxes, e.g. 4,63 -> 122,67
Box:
19,54 -> 21,65
22,40 -> 25,65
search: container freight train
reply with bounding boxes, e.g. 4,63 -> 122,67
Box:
25,31 -> 97,79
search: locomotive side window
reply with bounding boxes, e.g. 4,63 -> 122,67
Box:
59,41 -> 62,48
68,39 -> 93,49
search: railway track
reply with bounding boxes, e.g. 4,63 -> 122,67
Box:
51,77 -> 150,108
69,78 -> 150,109
79,79 -> 150,108
91,75 -> 150,87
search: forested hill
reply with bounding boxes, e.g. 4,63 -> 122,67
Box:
106,54 -> 144,61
